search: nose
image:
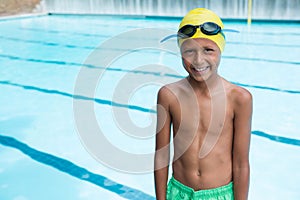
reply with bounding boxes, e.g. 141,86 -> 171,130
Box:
193,51 -> 205,66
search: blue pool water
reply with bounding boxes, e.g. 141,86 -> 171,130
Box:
0,14 -> 300,200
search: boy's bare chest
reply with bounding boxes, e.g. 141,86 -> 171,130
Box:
170,95 -> 228,134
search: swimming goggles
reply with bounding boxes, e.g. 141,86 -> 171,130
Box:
177,22 -> 224,38
160,23 -> 239,43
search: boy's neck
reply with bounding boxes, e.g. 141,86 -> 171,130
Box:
186,74 -> 223,97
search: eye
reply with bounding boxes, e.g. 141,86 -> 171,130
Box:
204,48 -> 215,53
204,48 -> 214,52
183,48 -> 195,55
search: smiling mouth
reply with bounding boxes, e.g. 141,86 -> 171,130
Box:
193,66 -> 210,73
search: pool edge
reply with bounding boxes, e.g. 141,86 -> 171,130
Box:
0,12 -> 49,21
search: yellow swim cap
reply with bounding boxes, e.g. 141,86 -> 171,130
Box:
178,8 -> 225,52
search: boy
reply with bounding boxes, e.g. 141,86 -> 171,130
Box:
154,8 -> 252,200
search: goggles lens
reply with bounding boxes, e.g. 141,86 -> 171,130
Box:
178,22 -> 222,38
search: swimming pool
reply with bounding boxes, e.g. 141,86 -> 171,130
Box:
0,14 -> 299,200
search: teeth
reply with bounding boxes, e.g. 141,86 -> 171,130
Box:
194,66 -> 208,72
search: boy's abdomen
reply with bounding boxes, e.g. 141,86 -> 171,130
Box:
172,141 -> 233,191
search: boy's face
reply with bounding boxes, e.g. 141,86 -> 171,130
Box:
180,38 -> 221,82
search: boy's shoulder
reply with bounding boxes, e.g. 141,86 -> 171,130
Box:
159,79 -> 187,93
223,79 -> 252,105
157,79 -> 188,101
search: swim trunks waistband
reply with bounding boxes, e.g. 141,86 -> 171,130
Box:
167,176 -> 234,200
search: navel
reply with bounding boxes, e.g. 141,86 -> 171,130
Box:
197,170 -> 202,176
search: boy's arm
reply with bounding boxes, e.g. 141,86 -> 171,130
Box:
154,87 -> 172,200
233,89 -> 253,200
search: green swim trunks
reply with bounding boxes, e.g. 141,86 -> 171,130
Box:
166,176 -> 234,200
